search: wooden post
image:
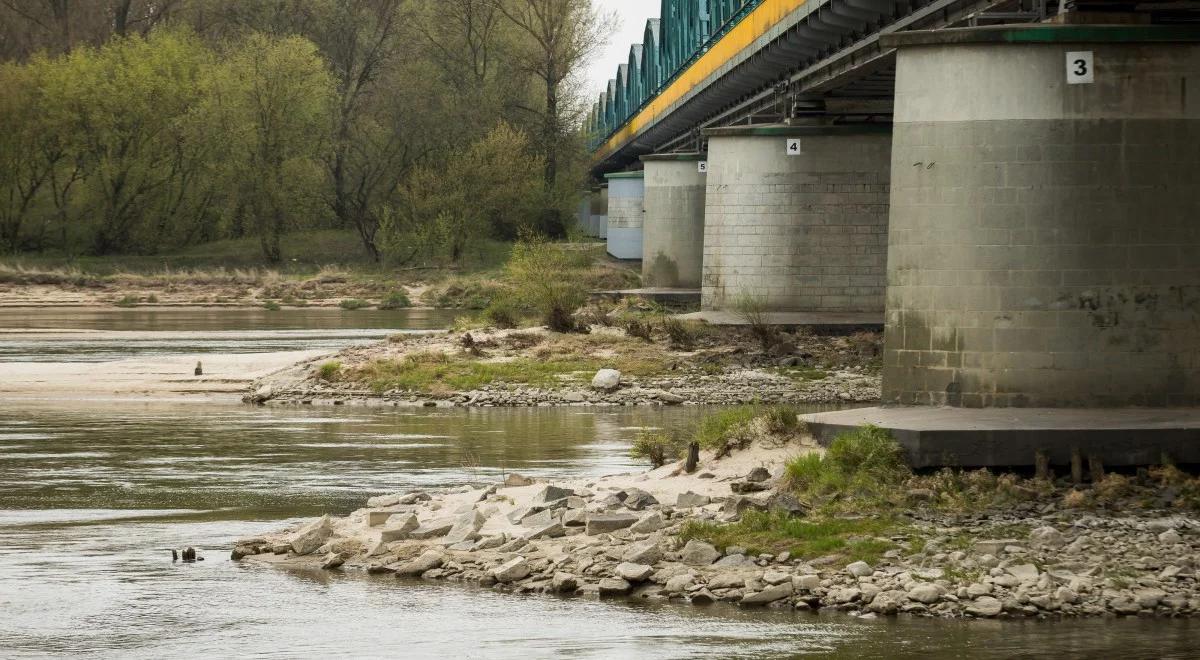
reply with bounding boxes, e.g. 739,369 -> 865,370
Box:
1088,454 -> 1105,483
1035,450 -> 1051,482
1070,448 -> 1084,485
685,442 -> 700,473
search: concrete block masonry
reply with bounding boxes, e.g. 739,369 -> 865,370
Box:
641,153 -> 707,288
605,172 -> 644,260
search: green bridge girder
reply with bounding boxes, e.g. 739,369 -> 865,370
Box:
587,0 -> 762,152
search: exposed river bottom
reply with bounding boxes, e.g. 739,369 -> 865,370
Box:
2,403 -> 1197,659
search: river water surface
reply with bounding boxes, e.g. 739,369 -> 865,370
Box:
0,310 -> 1195,658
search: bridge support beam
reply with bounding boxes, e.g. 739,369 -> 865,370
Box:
700,124 -> 892,313
640,153 -> 707,288
604,172 -> 644,260
589,185 -> 608,239
881,26 -> 1200,408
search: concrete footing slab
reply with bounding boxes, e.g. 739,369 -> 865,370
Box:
594,288 -> 701,304
803,406 -> 1200,468
678,310 -> 883,328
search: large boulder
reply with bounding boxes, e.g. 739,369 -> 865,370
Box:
289,515 -> 332,556
532,485 -> 573,505
408,518 -> 456,540
679,540 -> 720,566
615,562 -> 654,582
741,582 -> 794,606
493,557 -> 531,583
379,513 -> 420,542
630,511 -> 666,534
443,510 -> 486,545
591,369 -> 622,391
393,550 -> 444,577
621,540 -> 662,565
676,492 -> 711,508
621,489 -> 659,511
585,513 -> 638,535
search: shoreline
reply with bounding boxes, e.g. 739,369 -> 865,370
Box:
233,435 -> 1200,621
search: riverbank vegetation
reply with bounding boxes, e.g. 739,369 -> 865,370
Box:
0,0 -> 610,265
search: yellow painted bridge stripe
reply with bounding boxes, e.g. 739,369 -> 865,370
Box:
593,0 -> 811,165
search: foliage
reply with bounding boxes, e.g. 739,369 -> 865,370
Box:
263,300 -> 282,311
786,425 -> 910,509
732,293 -> 777,350
378,290 -> 411,310
630,431 -> 687,468
317,360 -> 342,381
339,298 -> 370,310
503,235 -> 589,332
679,510 -> 900,564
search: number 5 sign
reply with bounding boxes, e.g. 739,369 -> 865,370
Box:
1066,51 -> 1094,85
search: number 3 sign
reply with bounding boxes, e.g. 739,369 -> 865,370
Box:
1067,51 -> 1094,85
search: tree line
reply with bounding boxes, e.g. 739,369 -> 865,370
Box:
0,0 -> 610,263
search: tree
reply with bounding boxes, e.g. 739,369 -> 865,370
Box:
211,33 -> 335,262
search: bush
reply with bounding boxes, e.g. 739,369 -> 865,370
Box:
661,316 -> 698,349
263,300 -> 281,311
630,431 -> 686,468
317,361 -> 342,381
732,293 -> 776,350
339,298 -> 370,310
483,296 -> 521,329
622,316 -> 654,341
505,236 -> 588,332
379,290 -> 411,310
786,425 -> 910,507
114,294 -> 139,307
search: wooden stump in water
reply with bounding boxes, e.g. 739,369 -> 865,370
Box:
684,442 -> 699,474
1034,450 -> 1051,482
1070,448 -> 1084,485
194,362 -> 203,376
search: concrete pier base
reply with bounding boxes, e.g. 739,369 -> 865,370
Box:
700,124 -> 891,314
803,406 -> 1200,468
589,185 -> 608,239
641,153 -> 706,288
881,26 -> 1200,408
605,172 -> 643,260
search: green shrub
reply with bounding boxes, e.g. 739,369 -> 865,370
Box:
694,405 -> 762,450
630,431 -> 686,468
661,316 -> 697,349
339,298 -> 370,310
317,360 -> 342,381
263,300 -> 282,311
732,293 -> 775,350
679,509 -> 899,562
379,290 -> 411,310
505,236 -> 587,332
483,296 -> 521,329
622,316 -> 654,341
114,295 -> 139,307
786,425 -> 910,508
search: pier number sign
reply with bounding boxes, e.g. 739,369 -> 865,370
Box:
698,161 -> 708,173
1067,51 -> 1094,85
786,138 -> 802,156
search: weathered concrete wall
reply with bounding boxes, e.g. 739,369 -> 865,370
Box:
589,186 -> 608,239
883,33 -> 1200,407
577,193 -> 592,237
605,173 -> 644,260
641,154 -> 706,288
701,126 -> 891,312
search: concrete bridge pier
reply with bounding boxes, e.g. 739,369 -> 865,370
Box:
604,172 -> 644,260
576,192 -> 592,237
589,185 -> 608,240
699,125 -> 892,316
640,153 -> 707,288
806,25 -> 1200,468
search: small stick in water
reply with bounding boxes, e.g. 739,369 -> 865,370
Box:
172,549 -> 178,561
194,361 -> 203,376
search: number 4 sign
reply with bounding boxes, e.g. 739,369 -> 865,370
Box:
1067,51 -> 1094,85
786,138 -> 801,156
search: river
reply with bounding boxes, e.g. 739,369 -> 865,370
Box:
0,309 -> 1195,658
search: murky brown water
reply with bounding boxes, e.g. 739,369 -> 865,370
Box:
0,310 -> 1196,658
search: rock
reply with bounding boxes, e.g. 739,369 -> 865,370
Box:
246,384 -> 274,404
585,513 -> 639,535
492,557 -> 531,583
379,513 -> 420,542
622,489 -> 659,511
680,540 -> 721,566
598,578 -> 633,596
907,584 -> 941,604
562,509 -> 587,527
532,485 -> 573,505
621,540 -> 662,565
496,538 -> 528,553
741,582 -> 794,605
868,591 -> 906,615
1134,588 -> 1167,609
966,582 -> 993,598
730,481 -> 769,494
321,552 -> 346,570
966,596 -> 1003,617
793,575 -> 821,592
408,518 -> 456,540
833,587 -> 862,604
846,561 -> 873,578
763,570 -> 791,586
655,391 -> 685,404
630,511 -> 666,534
591,369 -> 622,392
745,467 -> 771,483
665,574 -> 695,593
973,539 -> 1022,556
615,562 -> 654,582
690,589 -> 715,605
722,495 -> 768,518
367,510 -> 398,527
524,522 -> 564,540
471,535 -> 507,551
443,510 -> 486,545
766,492 -> 807,517
1006,564 -> 1040,582
714,554 -> 748,567
1029,526 -> 1065,548
394,550 -> 444,577
520,508 -> 556,527
289,516 -> 332,556
397,492 -> 432,505
676,492 -> 711,508
1056,587 -> 1079,604
551,572 -> 578,593
1158,529 -> 1183,544
504,473 -> 535,487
